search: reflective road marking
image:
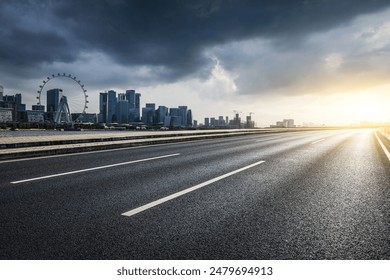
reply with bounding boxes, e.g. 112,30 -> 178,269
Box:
122,160 -> 266,217
311,138 -> 325,145
11,153 -> 180,184
375,131 -> 390,162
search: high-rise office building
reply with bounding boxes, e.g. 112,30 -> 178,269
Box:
0,85 -> 3,100
125,89 -> 135,122
178,106 -> 187,127
204,117 -> 210,127
47,88 -> 62,113
125,90 -> 135,104
126,90 -> 141,122
187,110 -> 193,127
246,115 -> 255,128
116,93 -> 129,124
107,90 -> 117,123
218,116 -> 225,126
156,106 -> 168,124
135,92 -> 141,122
99,90 -> 117,124
99,92 -> 107,123
142,103 -> 155,124
169,108 -> 182,127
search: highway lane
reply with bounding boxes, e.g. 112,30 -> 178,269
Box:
0,129 -> 389,259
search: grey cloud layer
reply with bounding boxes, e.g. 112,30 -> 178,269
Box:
1,0 -> 390,91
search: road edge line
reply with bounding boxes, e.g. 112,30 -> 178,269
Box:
375,131 -> 390,162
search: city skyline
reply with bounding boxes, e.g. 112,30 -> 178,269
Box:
2,85 -> 262,128
1,86 -> 200,127
2,1 -> 390,126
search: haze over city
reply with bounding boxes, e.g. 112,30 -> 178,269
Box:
2,0 -> 390,126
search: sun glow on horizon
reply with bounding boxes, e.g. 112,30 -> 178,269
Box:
330,86 -> 390,124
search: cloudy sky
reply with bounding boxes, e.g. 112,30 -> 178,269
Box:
2,0 -> 390,126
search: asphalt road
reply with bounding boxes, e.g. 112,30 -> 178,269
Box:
1,129 -> 389,259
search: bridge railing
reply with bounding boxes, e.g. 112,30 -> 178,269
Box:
378,126 -> 390,140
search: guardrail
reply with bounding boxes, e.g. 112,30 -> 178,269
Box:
378,127 -> 390,140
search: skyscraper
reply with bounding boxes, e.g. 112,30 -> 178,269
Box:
135,92 -> 141,122
45,89 -> 61,123
126,90 -> 141,122
204,117 -> 210,127
99,92 -> 107,123
99,90 -> 117,124
178,106 -> 187,127
14,93 -> 25,112
156,106 -> 168,124
187,109 -> 193,127
47,88 -> 61,113
169,108 -> 182,127
142,103 -> 155,124
116,93 -> 129,124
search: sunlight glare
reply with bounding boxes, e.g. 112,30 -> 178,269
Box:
339,90 -> 390,123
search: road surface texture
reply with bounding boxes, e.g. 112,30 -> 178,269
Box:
1,129 -> 389,259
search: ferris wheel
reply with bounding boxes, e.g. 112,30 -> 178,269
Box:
36,73 -> 89,115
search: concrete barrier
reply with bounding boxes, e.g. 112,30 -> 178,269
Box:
0,127 -> 355,160
0,129 -> 270,160
379,127 -> 390,140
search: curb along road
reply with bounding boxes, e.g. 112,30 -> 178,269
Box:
376,129 -> 390,162
0,129 -> 269,160
0,127 -> 359,161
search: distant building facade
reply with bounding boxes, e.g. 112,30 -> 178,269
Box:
72,113 -> 97,123
126,90 -> 141,122
99,90 -> 117,124
0,92 -> 26,122
116,93 -> 129,124
142,103 -> 156,124
156,106 -> 168,125
25,110 -> 45,123
0,108 -> 13,123
32,104 -> 45,111
46,88 -> 61,113
271,119 -> 295,128
99,89 -> 143,125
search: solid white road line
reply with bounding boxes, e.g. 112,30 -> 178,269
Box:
311,138 -> 325,145
10,153 -> 180,184
375,131 -> 390,162
255,137 -> 282,142
0,141 -> 194,164
121,160 -> 266,217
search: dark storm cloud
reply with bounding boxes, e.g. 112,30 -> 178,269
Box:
1,0 -> 390,82
0,28 -> 74,65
